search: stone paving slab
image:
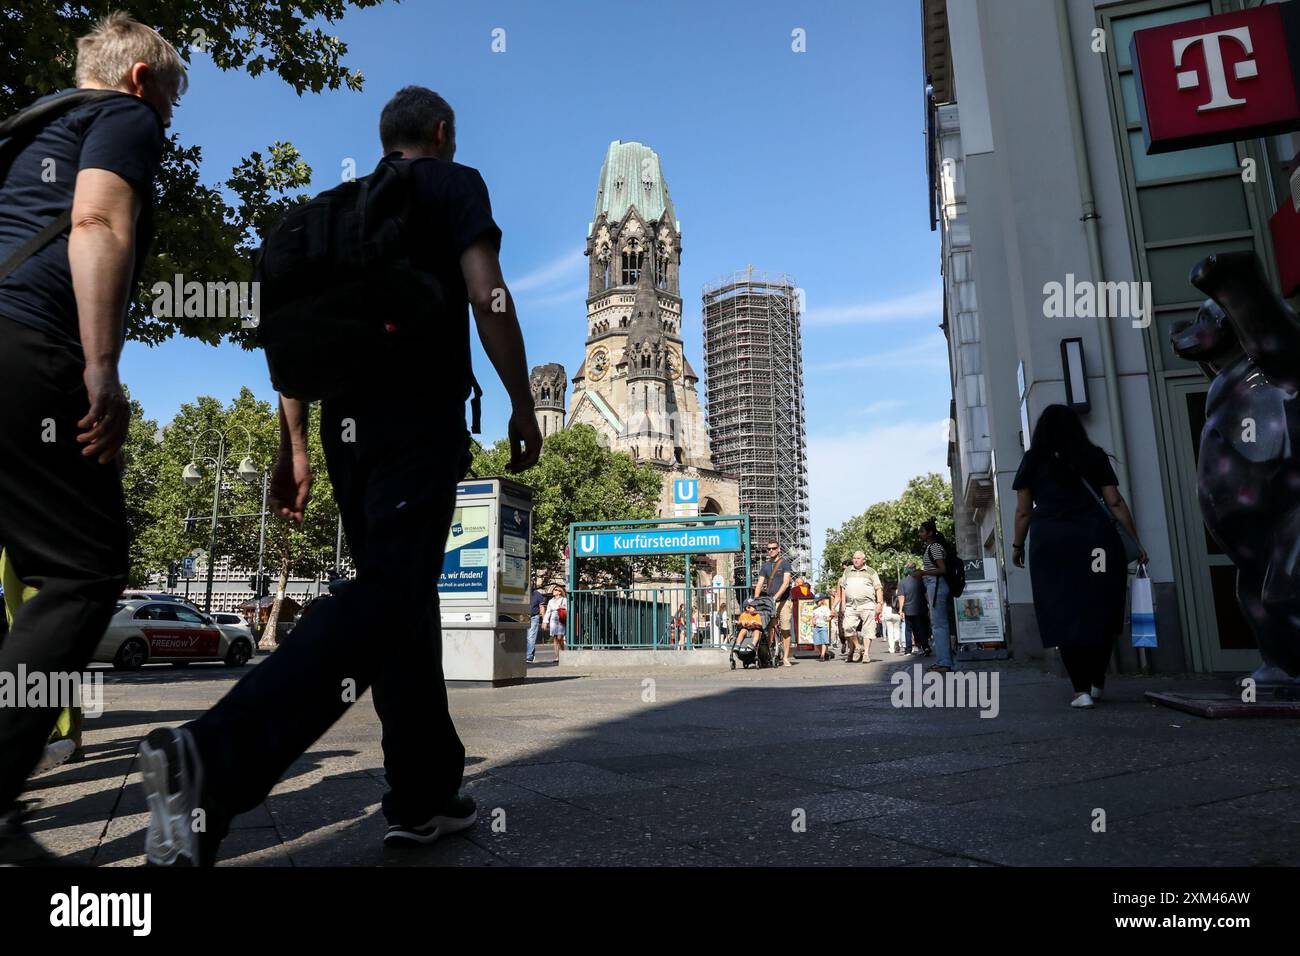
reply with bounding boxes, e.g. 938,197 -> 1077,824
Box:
17,653 -> 1300,866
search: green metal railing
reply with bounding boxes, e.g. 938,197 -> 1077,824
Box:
568,584 -> 757,649
565,514 -> 752,650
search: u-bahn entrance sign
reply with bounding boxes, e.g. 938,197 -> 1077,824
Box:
565,515 -> 751,650
573,525 -> 743,558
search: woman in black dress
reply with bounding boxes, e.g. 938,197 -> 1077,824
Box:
1011,405 -> 1146,708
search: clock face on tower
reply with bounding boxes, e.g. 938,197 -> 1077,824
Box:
588,347 -> 610,381
668,348 -> 682,381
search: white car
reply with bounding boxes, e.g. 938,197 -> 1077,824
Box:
93,600 -> 255,670
212,612 -> 256,642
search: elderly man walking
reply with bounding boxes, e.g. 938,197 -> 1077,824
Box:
839,551 -> 883,663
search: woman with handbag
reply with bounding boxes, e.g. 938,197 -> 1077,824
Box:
1010,405 -> 1147,709
544,584 -> 568,657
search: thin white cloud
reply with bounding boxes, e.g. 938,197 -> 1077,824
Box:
856,398 -> 907,417
520,287 -> 586,309
510,247 -> 586,294
810,338 -> 948,372
807,418 -> 950,571
803,286 -> 943,326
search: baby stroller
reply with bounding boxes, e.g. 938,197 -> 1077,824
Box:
730,596 -> 777,669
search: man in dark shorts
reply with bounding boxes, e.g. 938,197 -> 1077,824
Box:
0,13 -> 184,865
754,540 -> 794,666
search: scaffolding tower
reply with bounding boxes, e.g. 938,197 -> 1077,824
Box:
702,269 -> 810,571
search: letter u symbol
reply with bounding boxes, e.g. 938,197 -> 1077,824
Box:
580,535 -> 596,553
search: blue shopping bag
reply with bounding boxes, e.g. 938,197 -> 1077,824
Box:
1131,564 -> 1157,648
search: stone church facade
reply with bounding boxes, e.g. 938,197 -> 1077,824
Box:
529,140 -> 740,580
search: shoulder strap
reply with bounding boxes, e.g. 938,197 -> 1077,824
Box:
0,89 -> 124,284
0,210 -> 70,284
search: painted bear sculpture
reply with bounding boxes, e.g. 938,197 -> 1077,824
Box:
1170,251 -> 1300,678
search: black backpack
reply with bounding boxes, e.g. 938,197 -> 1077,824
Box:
253,155 -> 480,428
939,539 -> 966,598
0,89 -> 126,286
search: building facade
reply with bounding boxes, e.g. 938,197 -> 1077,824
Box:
922,0 -> 1297,674
701,270 -> 811,569
530,140 -> 740,574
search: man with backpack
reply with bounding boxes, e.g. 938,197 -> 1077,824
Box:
0,13 -> 186,866
137,86 -> 543,866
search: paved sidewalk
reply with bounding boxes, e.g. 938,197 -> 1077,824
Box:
22,649 -> 1300,866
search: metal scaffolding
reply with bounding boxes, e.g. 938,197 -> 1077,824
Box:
701,269 -> 810,571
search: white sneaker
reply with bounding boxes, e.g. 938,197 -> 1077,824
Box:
1090,685 -> 1104,700
31,739 -> 76,777
1071,693 -> 1095,709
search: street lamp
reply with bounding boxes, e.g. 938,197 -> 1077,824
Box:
184,425 -> 260,614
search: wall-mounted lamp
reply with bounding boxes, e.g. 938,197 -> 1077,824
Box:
1060,337 -> 1091,414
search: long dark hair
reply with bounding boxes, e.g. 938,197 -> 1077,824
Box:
920,518 -> 951,555
1030,404 -> 1110,479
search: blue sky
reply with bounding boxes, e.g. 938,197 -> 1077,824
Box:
121,0 -> 950,567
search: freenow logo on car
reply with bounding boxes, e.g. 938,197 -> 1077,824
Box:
1130,4 -> 1300,153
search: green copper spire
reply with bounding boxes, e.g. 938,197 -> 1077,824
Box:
590,140 -> 677,234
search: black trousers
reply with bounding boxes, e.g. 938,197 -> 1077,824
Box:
0,320 -> 128,813
187,387 -> 470,831
1060,638 -> 1115,694
904,612 -> 932,651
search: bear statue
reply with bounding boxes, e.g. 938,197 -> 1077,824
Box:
1169,251 -> 1300,681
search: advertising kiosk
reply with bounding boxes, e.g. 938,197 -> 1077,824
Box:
437,477 -> 533,686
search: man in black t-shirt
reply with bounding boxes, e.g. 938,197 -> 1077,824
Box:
755,540 -> 794,666
139,86 -> 544,866
0,13 -> 185,866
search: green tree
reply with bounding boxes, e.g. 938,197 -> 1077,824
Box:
468,424 -> 665,587
123,387 -> 339,641
818,473 -> 954,591
121,392 -> 164,586
2,1 -> 384,345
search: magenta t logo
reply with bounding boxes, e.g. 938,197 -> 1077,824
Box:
1172,27 -> 1257,112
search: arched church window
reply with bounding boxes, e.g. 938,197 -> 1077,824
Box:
621,251 -> 643,285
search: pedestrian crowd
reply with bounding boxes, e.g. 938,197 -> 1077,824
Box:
729,533 -> 959,672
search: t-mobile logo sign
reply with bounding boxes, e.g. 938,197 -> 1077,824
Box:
1172,27 -> 1257,112
1131,4 -> 1300,154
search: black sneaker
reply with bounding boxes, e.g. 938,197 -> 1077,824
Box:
384,794 -> 478,846
138,726 -> 214,866
0,802 -> 62,866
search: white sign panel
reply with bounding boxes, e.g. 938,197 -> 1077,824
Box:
955,579 -> 1005,645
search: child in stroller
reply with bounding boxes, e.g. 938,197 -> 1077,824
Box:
730,596 -> 776,669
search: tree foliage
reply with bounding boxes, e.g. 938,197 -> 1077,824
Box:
121,387 -> 339,592
1,1 -> 382,344
468,424 -> 665,587
817,473 -> 954,591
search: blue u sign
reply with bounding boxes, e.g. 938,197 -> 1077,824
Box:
673,479 -> 699,504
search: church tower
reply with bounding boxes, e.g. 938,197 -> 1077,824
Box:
559,140 -> 738,545
529,363 -> 567,439
568,140 -> 712,469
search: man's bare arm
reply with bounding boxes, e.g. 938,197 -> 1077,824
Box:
68,168 -> 140,463
461,238 -> 541,472
270,396 -> 313,524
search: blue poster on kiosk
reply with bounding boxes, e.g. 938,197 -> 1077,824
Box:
438,504 -> 491,594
